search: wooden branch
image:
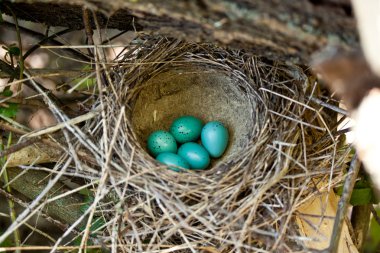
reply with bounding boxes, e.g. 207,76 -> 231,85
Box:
1,0 -> 359,63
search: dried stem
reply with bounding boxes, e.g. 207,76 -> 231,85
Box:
1,134 -> 21,253
329,155 -> 361,253
2,21 -> 90,62
82,7 -> 94,57
369,205 -> 380,226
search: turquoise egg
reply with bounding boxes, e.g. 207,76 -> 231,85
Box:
170,116 -> 203,143
147,130 -> 177,157
201,121 -> 229,158
156,152 -> 190,172
177,142 -> 210,170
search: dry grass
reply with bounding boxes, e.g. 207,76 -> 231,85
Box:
0,36 -> 352,252
77,37 -> 351,252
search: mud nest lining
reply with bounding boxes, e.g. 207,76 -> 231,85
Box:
81,37 -> 350,252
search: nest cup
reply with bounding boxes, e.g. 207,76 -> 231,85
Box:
94,37 -> 349,251
131,65 -> 257,167
119,39 -> 267,172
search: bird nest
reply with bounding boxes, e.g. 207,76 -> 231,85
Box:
79,37 -> 350,252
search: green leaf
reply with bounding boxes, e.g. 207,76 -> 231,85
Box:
72,237 -> 94,246
353,179 -> 370,189
0,232 -> 13,247
0,103 -> 19,118
79,217 -> 106,233
79,188 -> 93,196
72,65 -> 96,91
90,217 -> 106,231
80,203 -> 91,214
349,188 -> 373,206
79,195 -> 94,213
84,195 -> 94,203
72,237 -> 82,246
335,178 -> 376,206
365,208 -> 380,252
8,46 -> 20,56
1,89 -> 13,97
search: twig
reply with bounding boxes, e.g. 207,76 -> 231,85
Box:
2,21 -> 90,62
0,133 -> 21,253
91,9 -> 116,100
0,120 -> 29,134
369,205 -> 380,226
23,28 -> 73,60
0,209 -> 56,243
0,58 -> 63,106
308,96 -> 349,116
82,7 -> 94,57
0,96 -> 47,108
7,6 -> 24,83
328,154 -> 361,253
24,110 -> 99,138
0,59 -> 17,78
0,159 -> 76,244
101,30 -> 128,45
0,243 -> 199,252
77,12 -> 110,253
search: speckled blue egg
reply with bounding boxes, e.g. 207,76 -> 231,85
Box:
147,130 -> 177,157
177,142 -> 210,170
170,116 -> 203,143
156,152 -> 190,172
201,121 -> 229,158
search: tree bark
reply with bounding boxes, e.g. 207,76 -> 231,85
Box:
1,0 -> 359,64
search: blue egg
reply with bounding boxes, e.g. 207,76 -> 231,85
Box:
147,130 -> 177,157
201,121 -> 229,158
170,116 -> 203,143
156,152 -> 190,172
177,142 -> 210,170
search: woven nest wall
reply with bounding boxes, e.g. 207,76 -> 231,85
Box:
82,37 -> 350,252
